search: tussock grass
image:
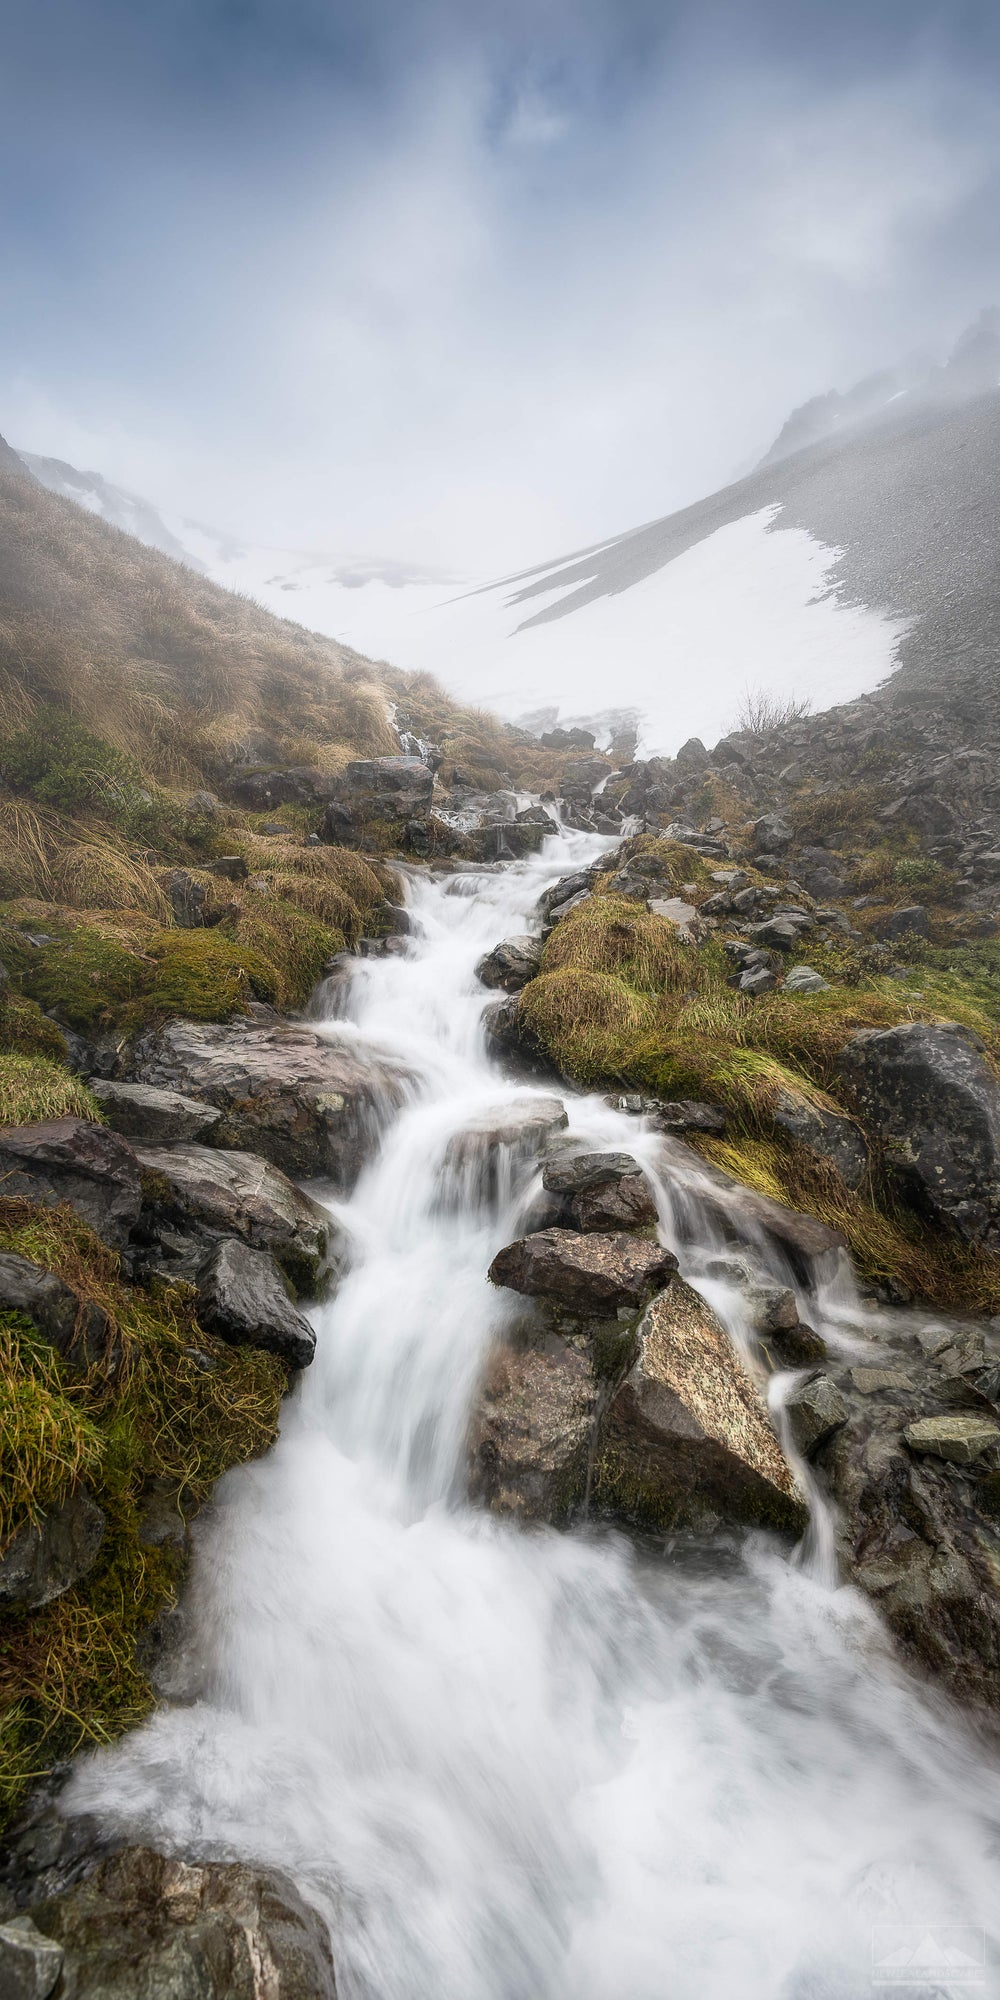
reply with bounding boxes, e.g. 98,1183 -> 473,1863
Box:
0,1196 -> 285,1831
542,896 -> 694,993
235,897 -> 344,1008
520,969 -> 657,1081
0,1054 -> 102,1125
53,840 -> 171,919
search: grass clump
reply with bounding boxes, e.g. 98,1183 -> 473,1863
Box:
0,1054 -> 101,1125
51,840 -> 171,920
520,970 -> 657,1082
0,1197 -> 286,1833
234,896 -> 343,1008
542,895 -> 694,993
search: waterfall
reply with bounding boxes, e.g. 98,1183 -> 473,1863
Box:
67,824 -> 1000,1999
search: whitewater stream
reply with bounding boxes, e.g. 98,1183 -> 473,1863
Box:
70,823 -> 1000,1998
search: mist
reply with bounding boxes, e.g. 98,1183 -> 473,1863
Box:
3,0 -> 999,576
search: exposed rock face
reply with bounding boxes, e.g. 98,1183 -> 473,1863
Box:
90,1079 -> 223,1146
540,1152 -> 658,1232
771,1085 -> 869,1190
0,1119 -> 141,1249
0,1490 -> 106,1610
134,1144 -> 338,1293
16,1846 -> 337,1999
836,1021 -> 1000,1243
126,1018 -> 408,1185
468,1336 -> 599,1520
594,1281 -> 805,1533
196,1240 -> 317,1368
474,936 -> 543,992
489,1229 -> 677,1316
320,754 -> 433,849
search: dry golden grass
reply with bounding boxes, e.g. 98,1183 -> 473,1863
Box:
0,1054 -> 102,1126
53,840 -> 171,919
542,895 -> 694,993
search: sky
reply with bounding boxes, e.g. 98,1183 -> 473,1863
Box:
2,0 -> 999,574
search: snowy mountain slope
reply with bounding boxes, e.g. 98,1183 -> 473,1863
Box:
16,451 -> 207,570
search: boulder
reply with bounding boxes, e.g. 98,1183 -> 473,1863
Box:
22,1847 -> 337,2000
903,1414 -> 1000,1465
594,1280 -> 805,1533
540,1152 -> 658,1232
0,1490 -> 106,1610
782,965 -> 830,993
468,1337 -> 599,1520
437,1097 -> 567,1207
771,1085 -> 869,1189
90,1079 -> 222,1146
872,904 -> 930,941
674,737 -> 710,770
539,726 -> 595,750
647,1100 -> 727,1136
655,1135 -> 846,1276
749,814 -> 793,852
320,754 -> 433,848
0,1913 -> 65,1997
0,1119 -> 141,1249
784,1372 -> 848,1457
134,1144 -> 338,1293
558,756 -> 612,804
196,1240 -> 317,1368
0,1252 -> 112,1372
126,1018 -> 408,1185
836,1021 -> 1000,1244
474,935 -> 543,992
489,1229 -> 677,1315
481,997 -> 557,1080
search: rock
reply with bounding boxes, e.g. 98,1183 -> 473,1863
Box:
746,917 -> 803,953
647,1100 -> 727,1136
475,935 -> 543,992
196,1240 -> 316,1368
784,1373 -> 848,1457
744,1281 -> 800,1335
674,737 -> 709,769
320,754 -> 433,847
771,1085 -> 869,1190
595,1280 -> 805,1532
836,1021 -> 1000,1244
0,1252 -> 113,1372
903,1414 -> 1000,1465
656,1134 -> 846,1273
205,854 -> 249,882
873,904 -> 930,941
539,726 -> 595,750
0,1119 -> 141,1249
749,814 -> 793,852
783,965 -> 830,993
558,756 -> 612,804
24,1847 -> 337,1999
441,1098 -> 568,1204
739,966 -> 778,994
127,1018 -> 408,1185
0,1491 -> 105,1610
851,1368 -> 914,1394
468,1337 -> 599,1520
0,1914 -> 64,1999
481,997 -> 557,1080
649,895 -> 700,939
489,1229 -> 677,1315
540,1152 -> 657,1231
135,1144 -> 338,1292
164,867 -> 230,928
90,1079 -> 222,1146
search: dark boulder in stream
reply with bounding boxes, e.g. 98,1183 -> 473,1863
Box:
489,1227 -> 677,1315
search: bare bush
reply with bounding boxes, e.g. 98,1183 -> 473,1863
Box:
730,685 -> 813,737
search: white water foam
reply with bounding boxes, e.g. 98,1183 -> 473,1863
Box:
67,823 -> 1000,1999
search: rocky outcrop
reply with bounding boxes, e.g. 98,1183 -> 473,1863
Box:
126,1018 -> 409,1185
196,1240 -> 317,1368
134,1144 -> 339,1293
0,1119 -> 141,1249
770,1085 -> 869,1190
594,1281 -> 806,1533
474,936 -> 543,992
539,1152 -> 658,1232
90,1079 -> 222,1145
656,1135 -> 845,1277
836,1021 -> 1000,1243
0,1490 -> 106,1610
320,754 -> 433,850
489,1229 -> 677,1316
0,1252 -> 113,1373
6,1846 -> 337,1999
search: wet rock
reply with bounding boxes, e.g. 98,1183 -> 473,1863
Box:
468,1337 -> 599,1521
771,1085 -> 869,1190
0,1252 -> 112,1373
903,1414 -> 1000,1465
558,756 -> 612,804
783,965 -> 830,993
744,1281 -> 800,1335
0,1490 -> 106,1610
481,997 -> 557,1080
489,1229 -> 677,1316
647,1100 -> 727,1136
0,1913 -> 64,1998
541,1152 -> 658,1232
537,870 -> 593,925
441,1098 -> 568,1204
475,935 -> 543,992
595,1280 -> 805,1533
784,1373 -> 848,1457
836,1021 -> 1000,1245
90,1079 -> 222,1146
196,1240 -> 317,1368
320,753 -> 433,848
656,1134 -> 846,1274
135,1144 -> 338,1293
0,1118 -> 141,1249
127,1018 -> 408,1185
24,1846 -> 337,1999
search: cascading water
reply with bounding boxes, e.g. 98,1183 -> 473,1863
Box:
68,824 -> 1000,1999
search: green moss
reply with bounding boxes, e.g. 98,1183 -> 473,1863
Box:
0,1198 -> 285,1834
234,899 -> 343,1009
0,994 -> 72,1062
0,1054 -> 102,1126
144,928 -> 278,1018
17,921 -> 151,1031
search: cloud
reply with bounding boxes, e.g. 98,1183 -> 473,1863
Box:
1,2 -> 998,575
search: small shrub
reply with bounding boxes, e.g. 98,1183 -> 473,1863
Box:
0,710 -> 141,815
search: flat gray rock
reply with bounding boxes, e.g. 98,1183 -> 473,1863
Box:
90,1079 -> 222,1145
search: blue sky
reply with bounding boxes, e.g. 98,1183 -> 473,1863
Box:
3,0 -> 998,568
